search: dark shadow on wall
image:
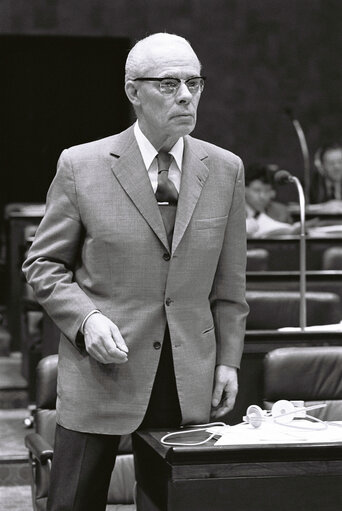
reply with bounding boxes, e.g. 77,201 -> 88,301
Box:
0,35 -> 131,214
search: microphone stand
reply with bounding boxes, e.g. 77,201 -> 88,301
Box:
275,171 -> 307,330
291,176 -> 307,330
285,108 -> 311,203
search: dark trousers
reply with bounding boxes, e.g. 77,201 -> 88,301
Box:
47,327 -> 181,511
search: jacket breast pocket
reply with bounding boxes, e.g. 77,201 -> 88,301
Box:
192,215 -> 228,231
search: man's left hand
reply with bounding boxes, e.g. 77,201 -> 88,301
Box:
211,365 -> 238,418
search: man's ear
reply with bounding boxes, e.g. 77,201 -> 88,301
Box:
270,189 -> 276,199
125,81 -> 140,107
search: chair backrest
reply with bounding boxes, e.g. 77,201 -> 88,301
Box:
33,354 -> 134,505
36,355 -> 58,409
35,355 -> 58,446
246,290 -> 341,329
246,249 -> 269,271
263,346 -> 342,420
322,246 -> 342,270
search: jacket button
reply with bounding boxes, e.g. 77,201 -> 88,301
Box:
163,253 -> 171,261
165,297 -> 173,306
153,341 -> 161,350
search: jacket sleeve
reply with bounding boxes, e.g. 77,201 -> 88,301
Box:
210,158 -> 249,368
22,149 -> 97,348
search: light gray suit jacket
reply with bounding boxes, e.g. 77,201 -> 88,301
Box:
23,125 -> 249,434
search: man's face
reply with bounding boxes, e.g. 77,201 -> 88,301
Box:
127,43 -> 202,149
322,149 -> 342,183
245,180 -> 275,213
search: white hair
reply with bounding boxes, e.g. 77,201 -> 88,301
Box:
125,32 -> 201,83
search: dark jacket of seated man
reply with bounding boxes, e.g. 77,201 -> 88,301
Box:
310,143 -> 342,204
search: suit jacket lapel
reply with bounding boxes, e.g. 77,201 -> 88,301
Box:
172,137 -> 209,255
109,127 -> 169,251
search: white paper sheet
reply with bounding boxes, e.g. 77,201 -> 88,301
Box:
209,420 -> 342,446
278,321 -> 342,332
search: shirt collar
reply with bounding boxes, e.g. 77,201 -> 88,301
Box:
134,121 -> 184,171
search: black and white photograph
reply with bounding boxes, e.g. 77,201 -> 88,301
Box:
0,1 -> 341,510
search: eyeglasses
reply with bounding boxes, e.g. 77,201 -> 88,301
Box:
133,76 -> 206,96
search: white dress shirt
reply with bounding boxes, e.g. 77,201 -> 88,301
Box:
82,122 -> 184,332
133,120 -> 184,192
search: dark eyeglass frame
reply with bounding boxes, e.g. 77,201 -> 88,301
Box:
132,76 -> 206,95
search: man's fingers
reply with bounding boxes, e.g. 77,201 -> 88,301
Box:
226,389 -> 237,410
211,392 -> 236,419
211,381 -> 224,408
211,390 -> 231,418
109,323 -> 129,354
85,340 -> 114,364
87,339 -> 128,364
211,405 -> 229,419
102,336 -> 128,363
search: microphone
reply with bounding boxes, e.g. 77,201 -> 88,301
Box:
274,169 -> 307,330
284,106 -> 295,120
274,169 -> 294,185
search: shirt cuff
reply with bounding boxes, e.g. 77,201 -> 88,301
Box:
80,310 -> 101,334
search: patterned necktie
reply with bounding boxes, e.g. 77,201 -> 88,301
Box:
155,152 -> 178,205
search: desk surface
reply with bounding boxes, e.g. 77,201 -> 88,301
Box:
247,269 -> 342,279
136,429 -> 342,464
244,330 -> 342,353
289,203 -> 342,220
5,203 -> 45,219
249,233 -> 342,241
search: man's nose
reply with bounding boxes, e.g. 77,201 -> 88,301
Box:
176,82 -> 193,103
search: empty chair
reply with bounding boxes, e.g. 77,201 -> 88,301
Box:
322,246 -> 342,270
246,248 -> 269,271
263,346 -> 342,420
25,355 -> 135,511
246,290 -> 341,330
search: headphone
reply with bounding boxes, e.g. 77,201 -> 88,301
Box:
243,400 -> 327,430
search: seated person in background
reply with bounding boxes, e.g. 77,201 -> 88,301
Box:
245,163 -> 297,238
310,142 -> 342,205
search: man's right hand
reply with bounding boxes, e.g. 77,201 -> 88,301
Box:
83,313 -> 129,364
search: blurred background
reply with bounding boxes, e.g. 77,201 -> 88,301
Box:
0,0 -> 341,213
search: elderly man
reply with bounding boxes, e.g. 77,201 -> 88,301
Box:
23,32 -> 249,510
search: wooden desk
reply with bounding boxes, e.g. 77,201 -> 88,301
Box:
248,235 -> 342,270
134,429 -> 342,511
289,203 -> 342,221
247,270 -> 342,313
